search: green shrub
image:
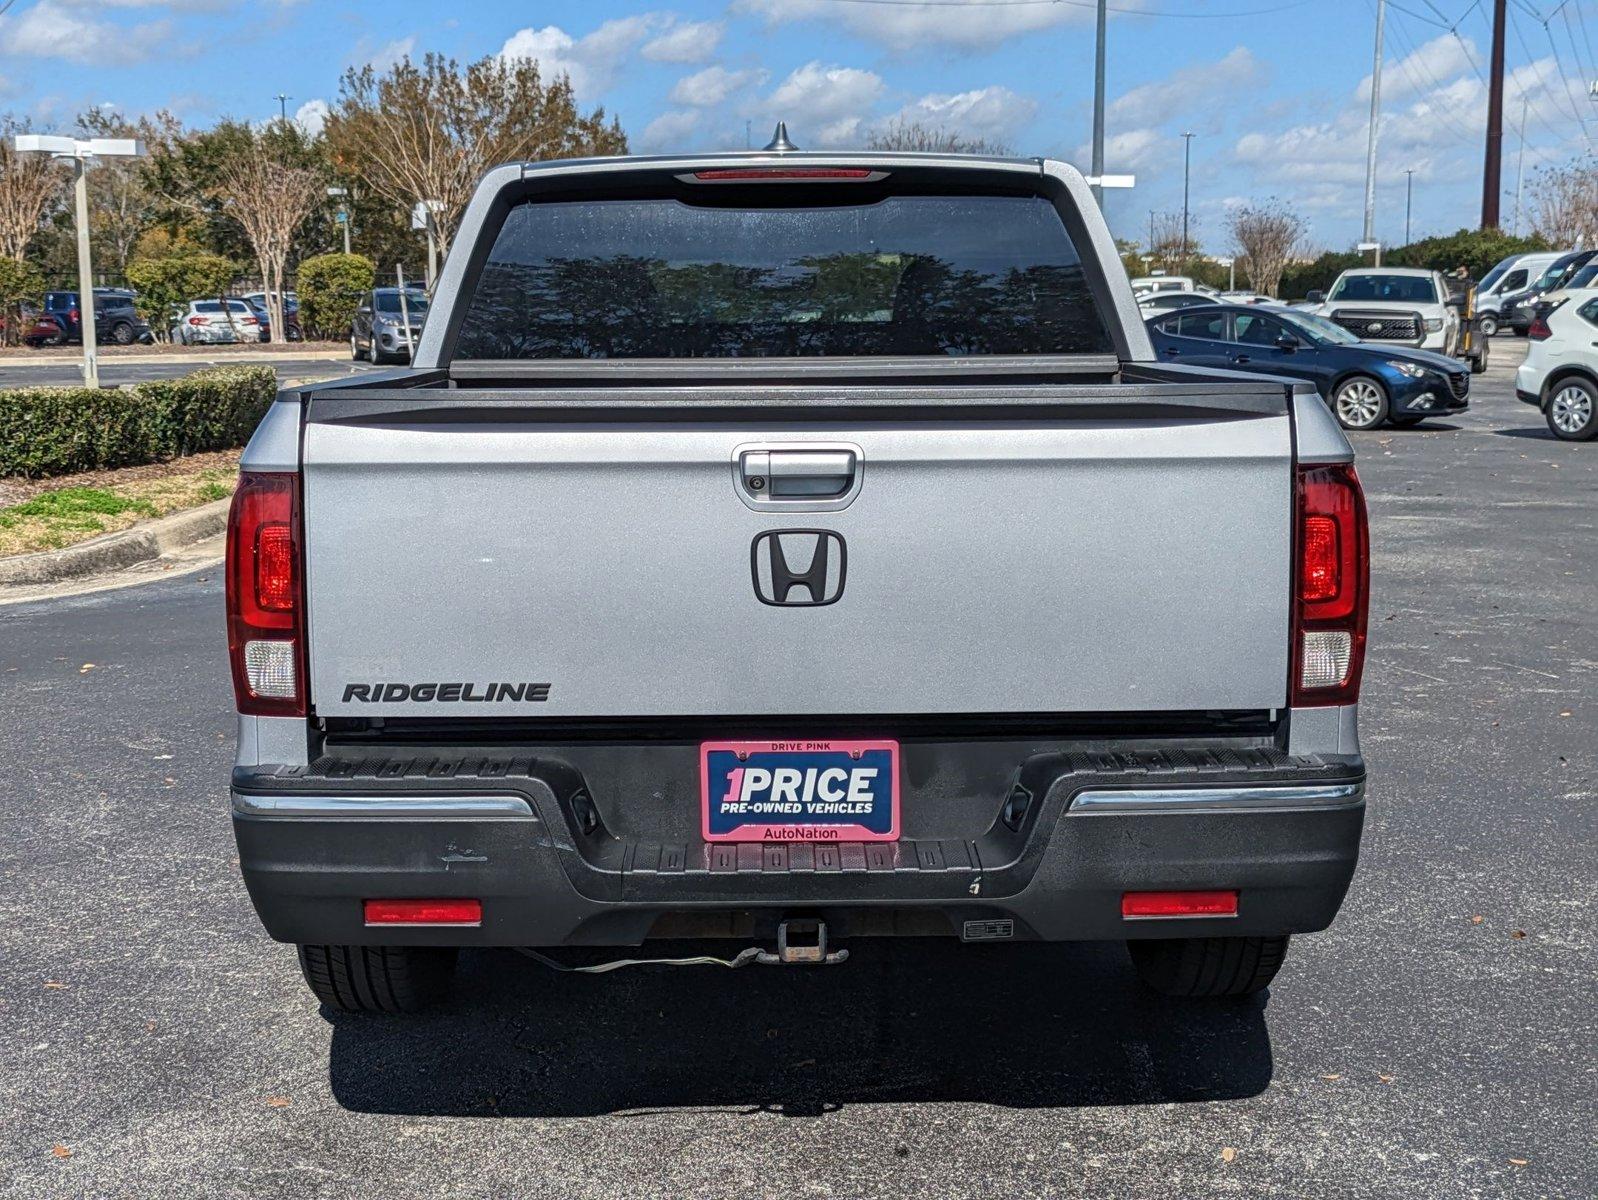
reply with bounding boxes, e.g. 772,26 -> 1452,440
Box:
0,365 -> 275,478
0,258 -> 44,348
298,252 -> 375,340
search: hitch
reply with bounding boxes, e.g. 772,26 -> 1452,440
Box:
755,919 -> 848,966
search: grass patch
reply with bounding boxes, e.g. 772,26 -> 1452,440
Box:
0,467 -> 235,557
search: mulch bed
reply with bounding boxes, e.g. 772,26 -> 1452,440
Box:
0,449 -> 241,509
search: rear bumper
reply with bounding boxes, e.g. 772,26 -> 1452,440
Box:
232,748 -> 1366,948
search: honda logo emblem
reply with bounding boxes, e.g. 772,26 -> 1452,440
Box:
751,530 -> 846,606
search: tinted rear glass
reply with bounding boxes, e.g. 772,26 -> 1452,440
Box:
453,193 -> 1112,359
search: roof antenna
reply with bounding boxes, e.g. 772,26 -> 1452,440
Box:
763,122 -> 798,152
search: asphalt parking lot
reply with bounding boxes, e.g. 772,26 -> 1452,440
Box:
1,341 -> 1593,1199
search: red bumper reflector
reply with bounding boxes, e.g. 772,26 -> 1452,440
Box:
1121,890 -> 1239,919
363,899 -> 482,926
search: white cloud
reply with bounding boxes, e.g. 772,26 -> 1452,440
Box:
499,15 -> 663,98
1110,47 -> 1264,129
886,85 -> 1037,146
735,0 -> 1094,52
0,4 -> 172,65
640,109 -> 701,150
294,98 -> 329,137
671,65 -> 763,108
1359,33 -> 1473,103
361,36 -> 415,74
642,19 -> 723,64
765,61 -> 886,127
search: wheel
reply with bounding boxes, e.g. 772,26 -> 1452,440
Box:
1390,415 -> 1424,427
1470,348 -> 1489,375
350,332 -> 360,361
1127,936 -> 1290,998
1546,377 -> 1598,441
296,944 -> 457,1013
367,336 -> 382,365
109,321 -> 135,345
1332,375 -> 1390,431
1477,313 -> 1499,337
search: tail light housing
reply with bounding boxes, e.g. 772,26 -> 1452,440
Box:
188,316 -> 207,326
1528,314 -> 1553,340
226,472 -> 307,716
1292,462 -> 1369,707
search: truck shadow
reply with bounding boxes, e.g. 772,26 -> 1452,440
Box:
324,940 -> 1273,1117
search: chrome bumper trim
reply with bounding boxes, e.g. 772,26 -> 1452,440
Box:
232,793 -> 535,820
1069,782 -> 1363,815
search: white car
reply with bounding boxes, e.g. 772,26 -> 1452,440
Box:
1136,290 -> 1218,315
1303,268 -> 1460,356
174,299 -> 259,345
1514,288 -> 1598,440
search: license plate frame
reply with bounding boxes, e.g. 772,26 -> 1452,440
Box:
700,739 -> 900,843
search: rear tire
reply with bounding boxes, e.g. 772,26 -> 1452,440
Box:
1546,377 -> 1598,441
1127,935 -> 1290,998
350,332 -> 360,361
1477,313 -> 1499,337
109,321 -> 136,345
296,944 -> 458,1013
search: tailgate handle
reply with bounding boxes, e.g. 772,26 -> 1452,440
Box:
740,449 -> 857,499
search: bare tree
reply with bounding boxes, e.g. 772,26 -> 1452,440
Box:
211,135 -> 324,343
1531,157 -> 1598,248
0,116 -> 64,261
1228,200 -> 1305,297
324,52 -> 627,251
76,108 -> 179,273
864,119 -> 1013,156
1146,211 -> 1195,274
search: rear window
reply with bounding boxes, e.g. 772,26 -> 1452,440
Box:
453,193 -> 1112,359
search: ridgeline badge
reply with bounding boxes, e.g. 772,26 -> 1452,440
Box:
341,682 -> 551,703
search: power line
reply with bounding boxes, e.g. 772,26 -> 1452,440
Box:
812,0 -> 1316,14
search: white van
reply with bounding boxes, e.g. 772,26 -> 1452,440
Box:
1476,252 -> 1564,335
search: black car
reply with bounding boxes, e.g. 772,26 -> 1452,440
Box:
1502,250 -> 1598,334
1146,304 -> 1470,431
41,289 -> 153,346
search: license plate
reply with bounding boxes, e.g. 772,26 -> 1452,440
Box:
700,739 -> 899,843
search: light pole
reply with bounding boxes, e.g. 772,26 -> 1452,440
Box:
12,135 -> 146,389
1091,0 -> 1108,208
1181,132 -> 1196,265
274,93 -> 290,123
412,200 -> 444,288
1404,168 -> 1414,245
1363,0 -> 1386,262
327,186 -> 351,255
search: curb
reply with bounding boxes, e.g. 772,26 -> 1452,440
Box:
0,498 -> 230,588
0,349 -> 348,367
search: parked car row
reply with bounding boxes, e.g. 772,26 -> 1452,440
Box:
16,289 -> 154,347
6,288 -> 305,349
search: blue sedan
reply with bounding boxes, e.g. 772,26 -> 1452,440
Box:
1146,304 -> 1470,430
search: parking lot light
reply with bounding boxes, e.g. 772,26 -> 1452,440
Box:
11,135 -> 147,389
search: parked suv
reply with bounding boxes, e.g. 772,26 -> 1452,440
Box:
1303,268 -> 1460,357
350,287 -> 428,363
41,289 -> 152,346
1515,288 -> 1598,440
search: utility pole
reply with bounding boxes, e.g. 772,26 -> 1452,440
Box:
1512,94 -> 1529,235
1091,0 -> 1108,208
1405,169 -> 1414,245
1363,0 -> 1386,264
274,93 -> 290,123
1181,132 -> 1195,265
1481,0 -> 1507,228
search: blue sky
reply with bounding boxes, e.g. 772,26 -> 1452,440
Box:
2,0 -> 1595,252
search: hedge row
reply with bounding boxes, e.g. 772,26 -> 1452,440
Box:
0,366 -> 276,479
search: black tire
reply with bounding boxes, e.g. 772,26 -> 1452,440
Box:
1545,376 -> 1598,441
350,332 -> 360,361
1127,935 -> 1290,998
109,321 -> 136,345
367,337 -> 382,365
296,944 -> 458,1013
1331,374 -> 1390,431
1477,313 -> 1499,337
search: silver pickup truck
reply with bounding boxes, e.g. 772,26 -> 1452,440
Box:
226,148 -> 1370,1013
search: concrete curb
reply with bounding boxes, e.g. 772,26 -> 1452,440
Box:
0,349 -> 348,367
0,498 -> 230,587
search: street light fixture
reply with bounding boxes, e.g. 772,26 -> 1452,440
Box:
11,135 -> 146,389
411,199 -> 444,288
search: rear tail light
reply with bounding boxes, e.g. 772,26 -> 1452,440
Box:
69,306 -> 79,323
1292,463 -> 1369,706
226,472 -> 306,716
188,316 -> 206,325
364,899 -> 482,926
1122,890 -> 1238,919
1528,314 -> 1552,340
